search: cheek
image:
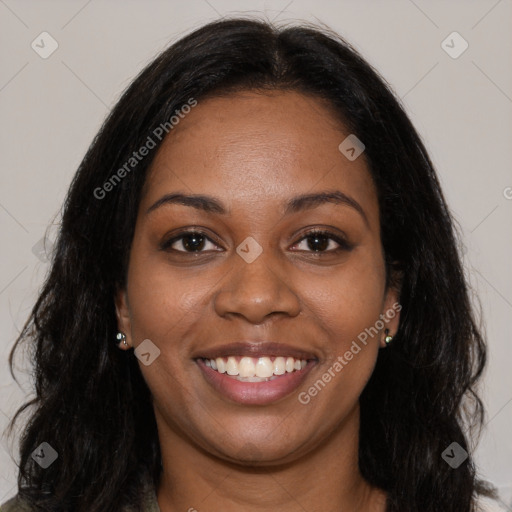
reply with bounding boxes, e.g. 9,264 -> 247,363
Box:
124,252 -> 205,410
300,251 -> 386,354
126,245 -> 207,339
294,256 -> 385,421
124,244 -> 226,399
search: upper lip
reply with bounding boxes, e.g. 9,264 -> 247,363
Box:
194,341 -> 318,361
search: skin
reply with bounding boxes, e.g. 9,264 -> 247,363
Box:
115,90 -> 400,512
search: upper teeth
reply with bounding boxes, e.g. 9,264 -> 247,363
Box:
204,356 -> 307,378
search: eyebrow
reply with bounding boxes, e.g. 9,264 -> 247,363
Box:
285,190 -> 368,225
146,190 -> 368,225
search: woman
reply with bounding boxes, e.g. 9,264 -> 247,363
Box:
2,18 -> 500,512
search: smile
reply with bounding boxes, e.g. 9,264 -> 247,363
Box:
202,355 -> 308,381
196,355 -> 316,405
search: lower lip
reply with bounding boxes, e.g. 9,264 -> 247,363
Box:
196,359 -> 316,405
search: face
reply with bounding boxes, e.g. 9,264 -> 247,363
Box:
116,90 -> 400,465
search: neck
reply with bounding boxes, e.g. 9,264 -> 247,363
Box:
155,404 -> 387,512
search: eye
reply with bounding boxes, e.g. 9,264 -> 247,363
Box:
290,230 -> 351,253
161,228 -> 351,255
161,231 -> 220,253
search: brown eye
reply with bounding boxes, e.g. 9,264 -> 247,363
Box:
161,231 -> 219,253
303,233 -> 330,252
291,230 -> 352,253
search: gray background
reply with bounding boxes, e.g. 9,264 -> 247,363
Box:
1,0 -> 511,508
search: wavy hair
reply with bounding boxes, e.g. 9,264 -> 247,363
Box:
6,18 -> 490,511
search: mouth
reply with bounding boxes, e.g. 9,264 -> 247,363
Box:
200,355 -> 308,381
194,342 -> 318,405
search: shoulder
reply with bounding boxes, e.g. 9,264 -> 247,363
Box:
0,494 -> 32,512
0,492 -> 159,512
0,473 -> 160,512
476,495 -> 510,511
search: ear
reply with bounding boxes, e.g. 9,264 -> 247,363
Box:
115,287 -> 132,349
379,284 -> 401,348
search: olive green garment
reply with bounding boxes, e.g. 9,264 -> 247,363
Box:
0,472 -> 161,512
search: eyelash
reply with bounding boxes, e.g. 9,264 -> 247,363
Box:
160,229 -> 352,255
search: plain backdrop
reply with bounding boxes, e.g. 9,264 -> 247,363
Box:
1,0 -> 511,506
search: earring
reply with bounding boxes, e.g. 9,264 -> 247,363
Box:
384,329 -> 393,345
116,332 -> 128,348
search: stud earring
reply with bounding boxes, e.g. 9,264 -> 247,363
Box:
384,329 -> 393,345
116,332 -> 128,348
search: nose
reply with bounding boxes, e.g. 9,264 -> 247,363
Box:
213,247 -> 301,325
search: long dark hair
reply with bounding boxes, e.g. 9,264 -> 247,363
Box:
6,17 -> 490,511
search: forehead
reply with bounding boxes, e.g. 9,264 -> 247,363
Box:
142,90 -> 377,219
